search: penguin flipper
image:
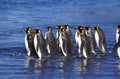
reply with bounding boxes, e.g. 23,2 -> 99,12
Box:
113,43 -> 118,53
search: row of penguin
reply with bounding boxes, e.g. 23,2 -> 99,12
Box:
24,25 -> 120,59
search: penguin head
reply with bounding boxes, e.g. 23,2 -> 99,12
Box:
119,29 -> 120,34
56,25 -> 63,29
85,26 -> 91,31
34,29 -> 41,34
60,28 -> 65,34
79,28 -> 85,33
24,27 -> 32,34
77,26 -> 83,30
47,27 -> 52,31
94,26 -> 99,31
117,25 -> 120,29
64,25 -> 70,29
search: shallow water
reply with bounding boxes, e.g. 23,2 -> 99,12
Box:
0,0 -> 120,79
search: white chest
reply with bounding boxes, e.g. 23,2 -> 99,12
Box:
25,35 -> 30,56
59,34 -> 63,47
75,31 -> 79,44
34,35 -> 38,52
95,31 -> 99,46
117,47 -> 120,58
116,29 -> 119,43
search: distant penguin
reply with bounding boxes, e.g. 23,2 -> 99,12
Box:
94,26 -> 107,53
59,28 -> 73,56
56,25 -> 63,53
85,26 -> 96,54
56,25 -> 63,47
64,25 -> 74,53
34,29 -> 47,59
24,27 -> 37,57
113,29 -> 120,58
116,25 -> 120,43
79,28 -> 90,59
45,27 -> 57,55
75,26 -> 83,47
75,26 -> 83,56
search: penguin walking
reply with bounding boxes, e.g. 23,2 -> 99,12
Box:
24,27 -> 37,57
116,25 -> 120,43
59,28 -> 72,56
64,25 -> 74,54
56,25 -> 63,53
113,28 -> 120,58
79,28 -> 90,59
34,29 -> 47,59
94,26 -> 107,54
45,27 -> 57,55
75,26 -> 83,47
75,26 -> 83,57
85,26 -> 96,54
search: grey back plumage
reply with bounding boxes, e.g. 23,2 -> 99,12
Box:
37,32 -> 47,56
45,29 -> 57,55
65,25 -> 74,54
24,27 -> 38,57
97,27 -> 107,53
85,27 -> 96,54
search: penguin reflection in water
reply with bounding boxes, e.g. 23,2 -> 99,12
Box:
59,28 -> 73,56
24,27 -> 38,57
45,27 -> 57,55
34,29 -> 47,59
113,27 -> 120,58
79,28 -> 91,59
94,26 -> 107,54
85,26 -> 96,55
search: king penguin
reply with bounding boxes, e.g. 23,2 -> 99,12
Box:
75,26 -> 83,56
85,26 -> 96,54
56,25 -> 63,46
79,28 -> 90,59
113,28 -> 120,58
94,26 -> 107,54
64,25 -> 74,54
45,27 -> 57,55
24,27 -> 38,57
75,26 -> 83,47
116,25 -> 120,43
34,29 -> 47,59
59,28 -> 73,56
56,25 -> 63,53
